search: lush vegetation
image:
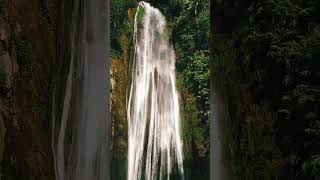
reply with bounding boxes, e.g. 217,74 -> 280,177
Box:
212,0 -> 320,179
111,0 -> 210,179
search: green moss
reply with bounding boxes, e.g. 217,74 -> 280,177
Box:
136,7 -> 145,24
111,49 -> 122,59
14,36 -> 33,78
164,21 -> 173,41
31,103 -> 49,121
14,36 -> 32,65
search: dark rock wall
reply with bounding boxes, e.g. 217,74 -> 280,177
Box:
0,0 -> 56,179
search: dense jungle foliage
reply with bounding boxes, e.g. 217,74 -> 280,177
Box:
111,0 -> 210,179
212,0 -> 320,179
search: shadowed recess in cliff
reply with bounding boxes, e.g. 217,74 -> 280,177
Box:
52,0 -> 110,180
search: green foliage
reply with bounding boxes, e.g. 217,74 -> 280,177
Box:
230,103 -> 278,180
111,0 -> 136,37
111,0 -> 137,56
179,90 -> 209,179
214,0 -> 320,179
303,155 -> 320,179
136,7 -> 145,24
118,21 -> 132,50
180,94 -> 198,160
184,50 -> 210,120
170,1 -> 210,177
110,48 -> 122,59
174,0 -> 210,131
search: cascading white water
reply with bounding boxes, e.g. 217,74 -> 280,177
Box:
127,2 -> 184,180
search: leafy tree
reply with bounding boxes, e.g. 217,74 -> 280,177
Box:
225,0 -> 320,179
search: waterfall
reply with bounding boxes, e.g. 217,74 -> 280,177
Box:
52,0 -> 110,180
127,2 -> 184,180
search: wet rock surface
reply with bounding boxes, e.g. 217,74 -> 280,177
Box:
0,0 -> 56,179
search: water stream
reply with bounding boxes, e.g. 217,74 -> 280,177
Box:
127,2 -> 184,180
52,0 -> 109,180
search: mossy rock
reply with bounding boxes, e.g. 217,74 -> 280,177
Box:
136,6 -> 145,25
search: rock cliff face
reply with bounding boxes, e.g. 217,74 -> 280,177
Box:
0,0 -> 56,179
110,8 -> 135,180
